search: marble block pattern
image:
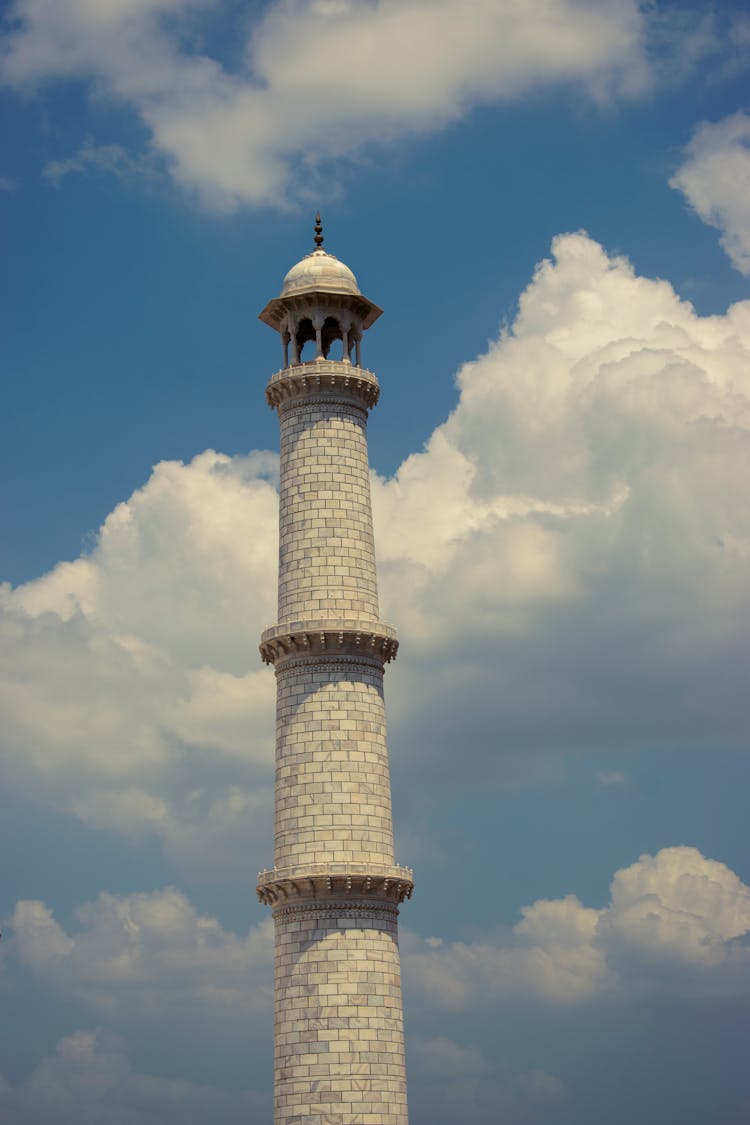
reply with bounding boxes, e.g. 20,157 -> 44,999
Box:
273,901 -> 408,1125
274,657 -> 395,870
277,397 -> 380,624
258,249 -> 411,1124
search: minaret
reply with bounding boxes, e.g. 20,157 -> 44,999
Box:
257,216 -> 413,1123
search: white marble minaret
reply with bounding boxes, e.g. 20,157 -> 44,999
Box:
257,216 -> 412,1123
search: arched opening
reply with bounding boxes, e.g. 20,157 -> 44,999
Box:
295,317 -> 316,362
322,316 -> 344,360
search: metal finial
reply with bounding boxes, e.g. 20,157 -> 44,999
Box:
314,212 -> 324,249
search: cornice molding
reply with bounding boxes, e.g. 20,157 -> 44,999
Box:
259,290 -> 382,333
260,620 -> 398,668
258,864 -> 414,908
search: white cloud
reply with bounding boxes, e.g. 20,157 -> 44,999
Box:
670,111 -> 750,275
0,0 -> 649,209
601,845 -> 750,976
10,887 -> 273,1027
0,234 -> 748,858
5,848 -> 747,1125
405,846 -> 750,1009
0,1029 -> 269,1125
0,449 -> 278,870
373,231 -> 750,783
9,850 -> 745,1123
404,897 -> 609,1007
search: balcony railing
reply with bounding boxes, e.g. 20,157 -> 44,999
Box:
257,861 -> 413,884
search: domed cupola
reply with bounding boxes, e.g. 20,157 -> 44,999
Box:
259,214 -> 382,368
281,248 -> 359,298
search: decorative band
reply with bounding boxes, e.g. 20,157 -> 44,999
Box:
274,390 -> 374,418
273,899 -> 400,923
273,652 -> 386,677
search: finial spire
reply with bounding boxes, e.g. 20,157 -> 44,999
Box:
314,212 -> 324,249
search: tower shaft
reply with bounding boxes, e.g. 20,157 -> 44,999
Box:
258,350 -> 411,1122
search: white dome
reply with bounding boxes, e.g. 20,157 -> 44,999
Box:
281,249 -> 360,297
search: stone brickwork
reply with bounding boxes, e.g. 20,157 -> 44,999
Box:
277,394 -> 379,625
273,656 -> 394,870
273,901 -> 408,1125
258,242 -> 410,1124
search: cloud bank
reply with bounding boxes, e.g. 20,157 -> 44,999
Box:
0,1029 -> 269,1125
1,232 -> 748,861
11,887 -> 273,1026
0,0 -> 649,208
0,450 -> 279,870
407,846 -> 750,1007
10,847 -> 750,1026
407,1037 -> 568,1125
375,231 -> 750,783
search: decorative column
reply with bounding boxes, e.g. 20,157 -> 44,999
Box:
257,218 -> 412,1124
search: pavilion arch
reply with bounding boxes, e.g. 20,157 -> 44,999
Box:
295,317 -> 316,362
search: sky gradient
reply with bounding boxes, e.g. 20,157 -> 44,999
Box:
1,2 -> 750,1123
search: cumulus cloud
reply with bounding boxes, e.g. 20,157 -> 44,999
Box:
0,1029 -> 269,1125
0,0 -> 649,209
10,887 -> 273,1027
373,231 -> 750,783
0,233 -> 748,859
405,896 -> 608,1007
10,849 -> 748,1052
601,845 -> 750,978
0,449 -> 278,870
405,847 -> 750,1008
670,111 -> 750,275
6,849 -> 747,1125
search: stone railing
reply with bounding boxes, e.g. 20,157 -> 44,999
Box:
257,861 -> 413,883
265,360 -> 379,410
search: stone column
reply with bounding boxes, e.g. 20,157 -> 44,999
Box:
259,360 -> 412,1124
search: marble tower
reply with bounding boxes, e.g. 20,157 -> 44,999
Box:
257,217 -> 412,1124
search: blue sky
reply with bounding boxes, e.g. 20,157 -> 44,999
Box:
1,2 -> 750,1122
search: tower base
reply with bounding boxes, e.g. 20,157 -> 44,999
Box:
273,897 -> 409,1124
